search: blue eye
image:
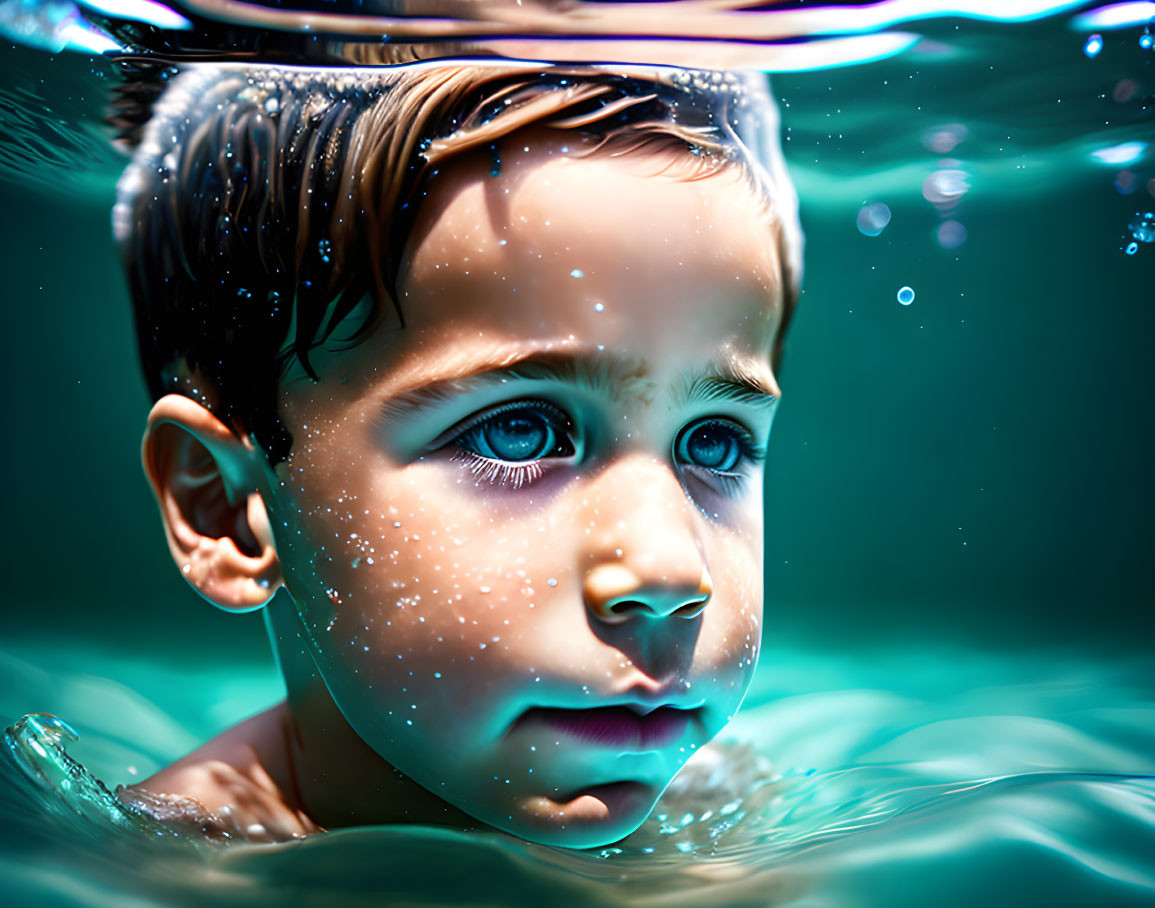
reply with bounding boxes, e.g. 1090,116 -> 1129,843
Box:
454,401 -> 575,463
676,419 -> 747,472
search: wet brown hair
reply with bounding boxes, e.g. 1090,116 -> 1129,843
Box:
114,62 -> 800,462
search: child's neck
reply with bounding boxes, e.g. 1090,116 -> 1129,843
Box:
268,595 -> 482,833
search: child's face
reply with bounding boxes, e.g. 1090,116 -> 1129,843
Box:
266,133 -> 783,847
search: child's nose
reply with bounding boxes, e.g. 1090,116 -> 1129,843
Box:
577,455 -> 712,625
583,563 -> 712,624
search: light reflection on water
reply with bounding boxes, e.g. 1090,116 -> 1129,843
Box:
3,641 -> 1154,906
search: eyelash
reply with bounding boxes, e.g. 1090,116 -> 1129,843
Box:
451,452 -> 544,490
442,403 -> 764,494
677,419 -> 766,498
446,399 -> 575,490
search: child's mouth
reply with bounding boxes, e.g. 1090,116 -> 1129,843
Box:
515,705 -> 697,750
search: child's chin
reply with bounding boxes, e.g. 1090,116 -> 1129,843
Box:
498,780 -> 660,849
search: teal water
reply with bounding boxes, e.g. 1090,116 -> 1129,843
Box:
2,3 -> 1154,905
3,639 -> 1154,905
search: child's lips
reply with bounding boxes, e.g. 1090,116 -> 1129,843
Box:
515,705 -> 697,750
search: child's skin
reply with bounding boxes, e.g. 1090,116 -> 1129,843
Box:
133,129 -> 784,849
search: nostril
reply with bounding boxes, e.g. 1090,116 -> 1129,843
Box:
602,595 -> 709,620
673,598 -> 708,619
607,600 -> 649,618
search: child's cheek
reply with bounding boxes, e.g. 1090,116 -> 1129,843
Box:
268,451 -> 577,724
704,527 -> 764,706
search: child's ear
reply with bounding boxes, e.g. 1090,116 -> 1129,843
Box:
142,394 -> 282,612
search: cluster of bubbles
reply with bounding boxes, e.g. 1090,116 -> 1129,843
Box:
1082,23 -> 1155,202
1082,28 -> 1154,57
1123,211 -> 1155,255
854,121 -> 973,306
921,124 -> 970,253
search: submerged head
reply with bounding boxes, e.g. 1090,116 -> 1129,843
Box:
116,61 -> 801,847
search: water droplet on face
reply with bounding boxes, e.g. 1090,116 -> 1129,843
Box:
547,578 -> 557,587
1084,34 -> 1103,58
570,269 -> 584,279
897,286 -> 916,306
593,301 -> 604,312
856,202 -> 892,237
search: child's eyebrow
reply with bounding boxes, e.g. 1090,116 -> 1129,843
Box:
378,350 -> 778,423
379,351 -> 639,423
680,372 -> 781,413
678,354 -> 780,412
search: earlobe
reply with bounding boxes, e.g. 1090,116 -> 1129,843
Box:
143,394 -> 283,612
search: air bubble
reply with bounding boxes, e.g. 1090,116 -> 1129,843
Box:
1128,213 -> 1155,244
1125,242 -> 1139,255
856,202 -> 891,237
922,123 -> 968,154
923,169 -> 969,210
936,220 -> 967,249
1091,142 -> 1147,166
897,286 -> 916,306
1084,34 -> 1103,58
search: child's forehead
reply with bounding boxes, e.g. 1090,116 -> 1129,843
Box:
401,129 -> 784,329
302,137 -> 786,413
411,125 -> 776,241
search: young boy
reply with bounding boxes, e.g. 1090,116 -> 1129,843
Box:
112,60 -> 802,849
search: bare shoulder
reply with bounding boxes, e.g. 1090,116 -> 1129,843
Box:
117,701 -> 321,843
